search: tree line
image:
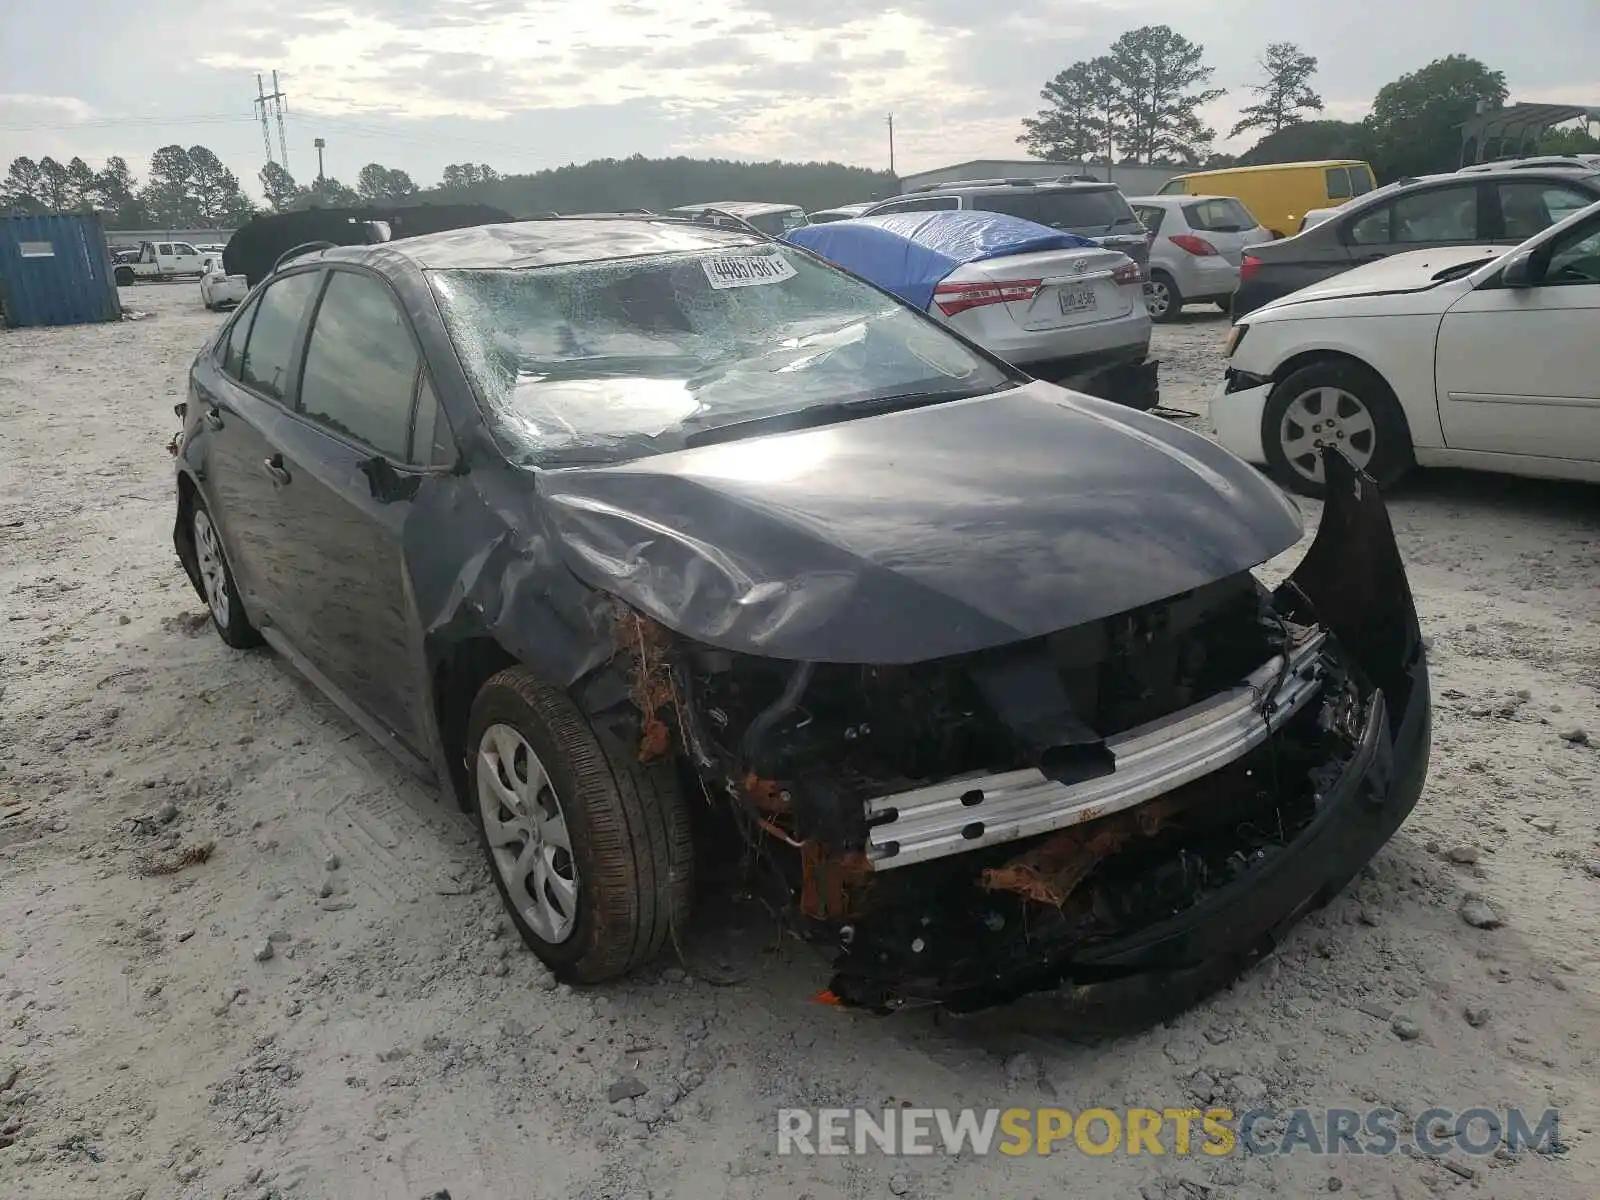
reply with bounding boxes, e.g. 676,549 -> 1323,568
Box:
1021,31 -> 1598,180
0,148 -> 512,227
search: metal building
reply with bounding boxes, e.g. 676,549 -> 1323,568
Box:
0,212 -> 123,329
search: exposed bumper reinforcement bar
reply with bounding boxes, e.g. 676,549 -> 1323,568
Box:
864,631 -> 1328,868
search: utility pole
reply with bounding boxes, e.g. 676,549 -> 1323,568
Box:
314,137 -> 326,183
886,113 -> 896,175
255,74 -> 275,165
271,70 -> 289,173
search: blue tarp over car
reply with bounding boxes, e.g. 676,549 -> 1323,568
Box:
784,211 -> 1097,311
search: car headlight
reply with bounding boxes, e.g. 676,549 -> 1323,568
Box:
1224,323 -> 1249,358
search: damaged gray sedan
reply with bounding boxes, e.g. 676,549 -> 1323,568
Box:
172,215 -> 1430,1018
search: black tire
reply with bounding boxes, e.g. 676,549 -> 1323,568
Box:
1262,358 -> 1413,499
114,266 -> 135,286
1146,271 -> 1182,323
189,495 -> 260,649
467,668 -> 694,983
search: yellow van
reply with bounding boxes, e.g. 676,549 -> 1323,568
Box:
1157,160 -> 1377,238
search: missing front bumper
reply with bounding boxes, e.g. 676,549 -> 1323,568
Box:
824,449 -> 1429,1016
863,631 -> 1328,869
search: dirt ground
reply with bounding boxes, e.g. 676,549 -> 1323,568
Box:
1,284 -> 1597,1200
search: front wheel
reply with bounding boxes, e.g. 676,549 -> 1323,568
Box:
467,668 -> 694,983
1262,360 -> 1413,498
1145,272 -> 1181,323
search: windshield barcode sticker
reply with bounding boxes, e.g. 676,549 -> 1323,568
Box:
701,253 -> 797,289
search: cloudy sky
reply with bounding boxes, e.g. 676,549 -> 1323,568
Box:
2,0 -> 1596,196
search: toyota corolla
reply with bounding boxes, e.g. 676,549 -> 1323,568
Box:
171,215 -> 1430,1019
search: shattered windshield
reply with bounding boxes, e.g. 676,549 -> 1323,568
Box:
429,246 -> 1009,465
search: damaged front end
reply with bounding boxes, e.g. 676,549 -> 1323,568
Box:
623,450 -> 1429,1015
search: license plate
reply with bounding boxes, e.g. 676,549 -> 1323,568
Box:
1058,287 -> 1097,314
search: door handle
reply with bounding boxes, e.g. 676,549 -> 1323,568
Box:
262,454 -> 292,486
203,407 -> 225,430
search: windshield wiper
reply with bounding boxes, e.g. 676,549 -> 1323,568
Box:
681,383 -> 1010,449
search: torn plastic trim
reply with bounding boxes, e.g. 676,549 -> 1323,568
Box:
863,630 -> 1328,869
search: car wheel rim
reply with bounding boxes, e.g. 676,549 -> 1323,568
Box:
192,509 -> 230,627
1146,281 -> 1171,318
477,723 -> 579,944
1279,386 -> 1377,483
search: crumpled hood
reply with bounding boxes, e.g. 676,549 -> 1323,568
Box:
537,382 -> 1303,662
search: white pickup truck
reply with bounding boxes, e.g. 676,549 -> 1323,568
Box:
112,240 -> 211,285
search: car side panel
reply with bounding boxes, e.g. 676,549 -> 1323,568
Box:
189,359 -> 297,622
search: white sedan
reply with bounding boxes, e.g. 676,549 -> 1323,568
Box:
1212,199 -> 1600,496
198,267 -> 249,312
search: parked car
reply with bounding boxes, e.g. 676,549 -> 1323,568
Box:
198,263 -> 248,311
1213,199 -> 1600,496
666,201 -> 808,236
113,239 -> 208,285
862,179 -> 1152,281
171,215 -> 1428,1018
787,210 -> 1156,409
1231,167 -> 1600,319
1127,195 -> 1271,321
1157,160 -> 1377,239
806,202 -> 875,224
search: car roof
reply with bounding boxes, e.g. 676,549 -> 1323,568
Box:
667,201 -> 802,217
320,217 -> 765,271
1439,166 -> 1600,183
1171,160 -> 1368,179
907,178 -> 1117,194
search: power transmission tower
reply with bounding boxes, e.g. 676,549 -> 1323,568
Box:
255,75 -> 275,165
271,70 -> 289,174
253,73 -> 291,174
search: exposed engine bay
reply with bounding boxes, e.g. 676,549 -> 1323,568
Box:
603,453 -> 1426,1015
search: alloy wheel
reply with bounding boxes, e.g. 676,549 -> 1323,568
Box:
192,508 -> 231,628
1278,386 -> 1377,484
1145,279 -> 1172,319
476,723 -> 579,943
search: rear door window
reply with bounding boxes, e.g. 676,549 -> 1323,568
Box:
218,294 -> 260,379
297,270 -> 421,460
239,271 -> 320,402
1391,184 -> 1480,243
1347,185 -> 1481,245
1349,166 -> 1375,196
1325,168 -> 1352,201
1182,198 -> 1256,232
157,242 -> 174,256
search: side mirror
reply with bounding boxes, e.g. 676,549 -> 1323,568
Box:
360,456 -> 423,504
1499,251 -> 1539,289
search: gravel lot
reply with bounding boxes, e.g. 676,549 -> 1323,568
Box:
1,285 -> 1597,1200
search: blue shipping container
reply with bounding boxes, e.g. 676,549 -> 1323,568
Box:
0,212 -> 123,328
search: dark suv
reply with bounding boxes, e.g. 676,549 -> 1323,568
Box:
863,179 -> 1152,279
1231,167 -> 1600,318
